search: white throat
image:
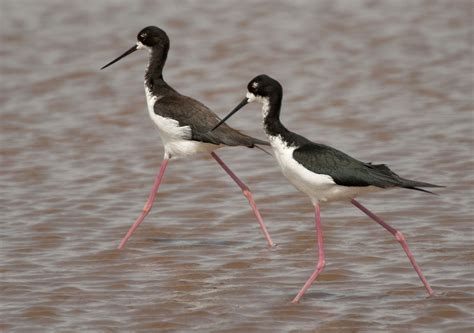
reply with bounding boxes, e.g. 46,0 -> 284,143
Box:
246,92 -> 270,120
136,41 -> 151,52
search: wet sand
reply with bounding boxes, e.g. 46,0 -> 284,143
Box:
1,0 -> 473,332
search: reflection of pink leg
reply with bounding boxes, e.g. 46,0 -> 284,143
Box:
118,159 -> 169,250
292,203 -> 325,303
211,152 -> 275,247
351,198 -> 434,296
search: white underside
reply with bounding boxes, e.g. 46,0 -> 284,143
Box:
268,134 -> 381,203
145,85 -> 222,159
246,94 -> 381,203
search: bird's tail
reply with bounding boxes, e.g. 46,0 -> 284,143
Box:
249,137 -> 270,147
254,144 -> 272,156
399,179 -> 444,194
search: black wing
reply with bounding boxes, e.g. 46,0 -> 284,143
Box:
154,94 -> 268,147
292,142 -> 439,191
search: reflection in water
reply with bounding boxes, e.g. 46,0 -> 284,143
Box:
1,0 -> 473,332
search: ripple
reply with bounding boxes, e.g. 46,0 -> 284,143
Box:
1,0 -> 472,332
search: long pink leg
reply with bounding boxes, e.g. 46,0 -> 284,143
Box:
118,159 -> 169,250
292,203 -> 325,303
351,198 -> 434,296
211,152 -> 275,247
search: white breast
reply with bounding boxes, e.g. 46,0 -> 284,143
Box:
145,85 -> 191,140
267,135 -> 380,203
144,85 -> 220,159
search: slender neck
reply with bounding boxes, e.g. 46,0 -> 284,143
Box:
260,89 -> 310,147
145,45 -> 169,85
262,92 -> 288,137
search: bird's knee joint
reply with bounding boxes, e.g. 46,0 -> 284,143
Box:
143,202 -> 152,213
395,230 -> 405,243
317,259 -> 326,271
242,188 -> 251,198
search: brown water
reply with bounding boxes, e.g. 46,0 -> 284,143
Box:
1,0 -> 473,332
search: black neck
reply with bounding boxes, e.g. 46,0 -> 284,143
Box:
145,45 -> 168,85
144,45 -> 177,95
263,92 -> 309,147
263,92 -> 286,136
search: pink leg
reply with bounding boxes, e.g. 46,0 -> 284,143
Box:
292,203 -> 325,303
211,152 -> 275,247
118,159 -> 169,250
351,198 -> 434,296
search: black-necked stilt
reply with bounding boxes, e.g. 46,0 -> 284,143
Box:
101,27 -> 274,249
211,74 -> 442,303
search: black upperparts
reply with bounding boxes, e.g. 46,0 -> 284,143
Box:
243,74 -> 442,193
291,140 -> 442,191
153,93 -> 270,148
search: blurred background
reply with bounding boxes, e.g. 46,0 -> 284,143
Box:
1,0 -> 473,331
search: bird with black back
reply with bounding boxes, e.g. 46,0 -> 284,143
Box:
211,74 -> 442,303
101,27 -> 274,249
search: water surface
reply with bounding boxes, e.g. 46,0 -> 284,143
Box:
1,0 -> 473,332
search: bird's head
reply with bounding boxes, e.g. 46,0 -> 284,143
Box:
245,74 -> 282,103
136,26 -> 169,50
101,26 -> 169,70
210,74 -> 282,131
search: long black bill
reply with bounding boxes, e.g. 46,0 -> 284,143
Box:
100,44 -> 138,70
210,97 -> 249,131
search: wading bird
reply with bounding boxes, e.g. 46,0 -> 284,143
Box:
211,74 -> 441,303
101,27 -> 274,249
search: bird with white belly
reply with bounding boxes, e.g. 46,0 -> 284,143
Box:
101,27 -> 274,249
211,74 -> 442,303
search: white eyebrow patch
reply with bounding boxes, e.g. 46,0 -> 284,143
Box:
252,82 -> 259,89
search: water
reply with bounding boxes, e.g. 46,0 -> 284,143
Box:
1,0 -> 473,331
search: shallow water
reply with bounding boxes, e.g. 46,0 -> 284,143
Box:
1,0 -> 473,332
